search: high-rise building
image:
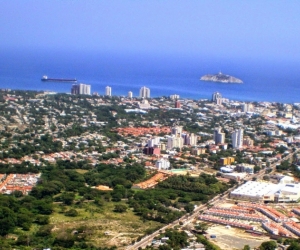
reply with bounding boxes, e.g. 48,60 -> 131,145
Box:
232,129 -> 244,149
175,100 -> 181,108
213,128 -> 225,145
105,86 -> 112,96
171,126 -> 183,136
212,92 -> 222,104
155,158 -> 170,170
216,97 -> 223,105
170,94 -> 180,100
242,103 -> 253,112
167,135 -> 183,150
184,133 -> 198,146
71,83 -> 91,95
128,91 -> 133,98
147,137 -> 160,147
139,86 -> 150,98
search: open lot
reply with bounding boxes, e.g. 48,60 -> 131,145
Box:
206,225 -> 270,250
50,201 -> 163,249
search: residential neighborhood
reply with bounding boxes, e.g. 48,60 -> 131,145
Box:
1,89 -> 300,249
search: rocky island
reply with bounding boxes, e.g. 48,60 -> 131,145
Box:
200,72 -> 243,84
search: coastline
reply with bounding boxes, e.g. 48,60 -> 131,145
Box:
0,51 -> 300,103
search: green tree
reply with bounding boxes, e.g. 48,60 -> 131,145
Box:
195,222 -> 209,233
0,207 -> 17,236
184,203 -> 194,213
35,215 -> 50,225
114,204 -> 127,213
287,242 -> 300,250
54,231 -> 75,248
65,209 -> 78,217
60,192 -> 75,205
259,241 -> 277,250
254,165 -> 261,173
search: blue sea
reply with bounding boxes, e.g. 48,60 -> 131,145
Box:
1,49 -> 300,103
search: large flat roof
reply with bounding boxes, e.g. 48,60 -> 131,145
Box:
231,181 -> 278,198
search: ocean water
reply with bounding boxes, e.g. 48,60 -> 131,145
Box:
1,49 -> 300,103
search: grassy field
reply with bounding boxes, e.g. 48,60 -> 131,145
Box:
49,200 -> 163,249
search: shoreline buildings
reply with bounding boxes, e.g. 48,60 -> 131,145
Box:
71,83 -> 91,95
105,86 -> 112,96
212,92 -> 222,105
140,86 -> 150,98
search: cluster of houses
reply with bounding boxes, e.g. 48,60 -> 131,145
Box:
199,203 -> 300,238
0,173 -> 41,195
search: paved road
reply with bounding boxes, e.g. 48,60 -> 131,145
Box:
126,150 -> 298,249
126,190 -> 233,250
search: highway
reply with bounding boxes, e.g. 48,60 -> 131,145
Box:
126,150 -> 297,250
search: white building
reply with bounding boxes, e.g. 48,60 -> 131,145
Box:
139,86 -> 150,98
167,135 -> 183,150
213,128 -> 225,145
71,83 -> 91,95
170,94 -> 180,100
184,133 -> 198,146
148,137 -> 160,147
212,92 -> 222,104
128,91 -> 133,98
171,126 -> 183,136
230,181 -> 300,202
232,129 -> 244,149
105,86 -> 112,96
242,103 -> 253,112
155,158 -> 170,170
139,99 -> 151,109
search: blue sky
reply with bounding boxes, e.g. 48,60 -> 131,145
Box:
1,1 -> 300,61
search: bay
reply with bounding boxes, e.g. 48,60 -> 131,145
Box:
0,49 -> 300,103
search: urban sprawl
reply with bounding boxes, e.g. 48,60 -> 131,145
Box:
1,86 -> 300,250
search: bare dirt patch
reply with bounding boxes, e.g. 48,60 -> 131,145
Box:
206,225 -> 270,250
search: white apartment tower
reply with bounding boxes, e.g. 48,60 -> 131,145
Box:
213,128 -> 225,145
171,126 -> 183,136
105,86 -> 112,96
232,129 -> 244,149
167,135 -> 183,150
155,158 -> 170,170
139,86 -> 150,98
184,133 -> 198,146
212,92 -> 222,103
242,103 -> 253,112
128,91 -> 133,98
71,83 -> 91,95
148,137 -> 160,147
170,94 -> 180,100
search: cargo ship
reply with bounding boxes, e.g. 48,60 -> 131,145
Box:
41,75 -> 77,83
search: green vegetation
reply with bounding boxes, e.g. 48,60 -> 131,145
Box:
196,235 -> 221,250
0,158 -> 228,248
129,173 -> 228,223
259,240 -> 277,250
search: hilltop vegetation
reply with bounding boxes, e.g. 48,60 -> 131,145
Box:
0,158 -> 228,249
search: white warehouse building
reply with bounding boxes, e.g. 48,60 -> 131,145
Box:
230,181 -> 300,203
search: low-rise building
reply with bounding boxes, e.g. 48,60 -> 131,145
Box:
231,181 -> 300,203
